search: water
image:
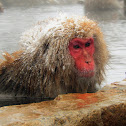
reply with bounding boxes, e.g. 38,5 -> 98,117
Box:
101,20 -> 126,85
0,1 -> 126,106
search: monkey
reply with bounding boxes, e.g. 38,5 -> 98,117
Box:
84,0 -> 124,22
84,0 -> 122,11
0,15 -> 109,98
124,0 -> 126,14
0,2 -> 4,13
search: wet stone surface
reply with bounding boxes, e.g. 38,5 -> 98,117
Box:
0,80 -> 126,126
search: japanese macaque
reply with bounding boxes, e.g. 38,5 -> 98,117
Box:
0,16 -> 109,98
84,0 -> 124,21
0,2 -> 4,12
124,0 -> 126,14
85,0 -> 123,11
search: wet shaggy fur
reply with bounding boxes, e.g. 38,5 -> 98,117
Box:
0,16 -> 109,98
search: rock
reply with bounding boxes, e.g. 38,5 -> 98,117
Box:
0,81 -> 126,126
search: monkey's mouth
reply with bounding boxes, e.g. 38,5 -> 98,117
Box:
78,70 -> 95,78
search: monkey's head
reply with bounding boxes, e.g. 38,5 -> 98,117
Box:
19,15 -> 108,96
69,37 -> 95,78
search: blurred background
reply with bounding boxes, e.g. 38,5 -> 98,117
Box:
0,0 -> 126,87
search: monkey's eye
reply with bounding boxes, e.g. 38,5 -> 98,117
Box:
85,42 -> 91,47
73,45 -> 80,49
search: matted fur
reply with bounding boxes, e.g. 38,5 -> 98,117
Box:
0,15 -> 109,98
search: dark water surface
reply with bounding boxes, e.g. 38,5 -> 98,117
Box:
0,0 -> 126,106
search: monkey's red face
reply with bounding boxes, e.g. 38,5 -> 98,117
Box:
68,38 -> 95,77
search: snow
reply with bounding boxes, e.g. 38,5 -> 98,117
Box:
20,14 -> 96,53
